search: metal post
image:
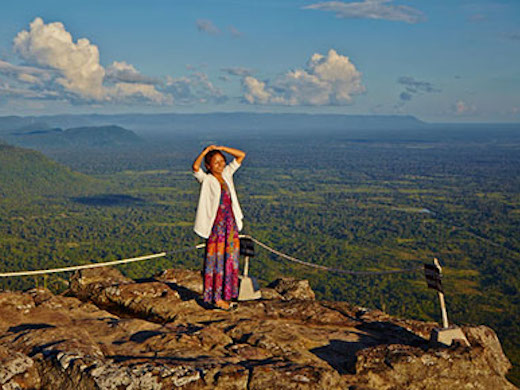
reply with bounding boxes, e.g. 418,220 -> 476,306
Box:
243,256 -> 249,277
238,255 -> 261,301
433,258 -> 449,328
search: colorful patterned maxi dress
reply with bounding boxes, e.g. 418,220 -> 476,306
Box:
203,182 -> 240,303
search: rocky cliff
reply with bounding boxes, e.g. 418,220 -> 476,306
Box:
0,267 -> 516,389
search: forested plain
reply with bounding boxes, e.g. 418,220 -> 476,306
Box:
0,126 -> 519,384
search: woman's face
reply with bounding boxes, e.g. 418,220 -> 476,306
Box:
207,153 -> 225,174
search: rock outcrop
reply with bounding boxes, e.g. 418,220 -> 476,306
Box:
0,267 -> 516,389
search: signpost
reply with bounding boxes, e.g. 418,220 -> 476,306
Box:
424,258 -> 448,328
424,258 -> 470,347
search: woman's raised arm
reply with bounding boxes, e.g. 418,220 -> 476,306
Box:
217,146 -> 246,164
192,145 -> 216,172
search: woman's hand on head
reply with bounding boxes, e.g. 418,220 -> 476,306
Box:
204,145 -> 217,154
194,145 -> 217,172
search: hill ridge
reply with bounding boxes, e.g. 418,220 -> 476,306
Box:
0,143 -> 98,198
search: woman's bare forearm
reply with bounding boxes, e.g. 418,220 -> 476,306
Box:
217,146 -> 246,164
192,145 -> 216,172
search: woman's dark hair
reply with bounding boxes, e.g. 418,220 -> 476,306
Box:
204,150 -> 226,172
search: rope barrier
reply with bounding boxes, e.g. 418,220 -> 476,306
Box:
0,235 -> 422,278
0,244 -> 205,278
241,235 -> 423,275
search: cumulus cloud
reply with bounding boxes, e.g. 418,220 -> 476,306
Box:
165,72 -> 227,104
397,76 -> 440,102
243,77 -> 271,104
8,17 -> 230,107
196,19 -> 220,35
110,82 -> 173,104
14,17 -> 106,100
4,17 -> 229,108
0,80 -> 58,99
11,18 -> 171,105
242,49 -> 364,106
221,67 -> 253,77
106,61 -> 158,84
0,59 -> 52,85
304,0 -> 426,24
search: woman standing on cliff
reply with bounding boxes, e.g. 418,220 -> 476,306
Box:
192,145 -> 246,310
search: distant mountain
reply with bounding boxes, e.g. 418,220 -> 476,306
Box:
0,143 -> 98,198
3,113 -> 517,142
63,125 -> 143,147
27,113 -> 429,136
2,125 -> 143,149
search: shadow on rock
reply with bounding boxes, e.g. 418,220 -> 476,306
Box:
8,323 -> 55,333
310,337 -> 376,375
311,321 -> 430,375
162,281 -> 201,301
357,321 -> 430,347
106,354 -> 208,363
129,330 -> 164,343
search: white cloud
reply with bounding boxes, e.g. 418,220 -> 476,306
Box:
17,73 -> 39,84
106,61 -> 157,84
242,49 -> 364,106
110,82 -> 173,104
0,59 -> 52,85
196,19 -> 220,35
243,76 -> 271,104
0,81 -> 57,99
304,0 -> 426,24
4,17 -> 229,108
14,17 -> 106,100
165,72 -> 227,104
10,17 -> 172,105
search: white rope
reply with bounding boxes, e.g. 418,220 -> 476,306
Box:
0,244 -> 205,278
241,235 -> 423,275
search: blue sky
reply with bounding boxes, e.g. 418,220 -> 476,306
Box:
0,0 -> 518,122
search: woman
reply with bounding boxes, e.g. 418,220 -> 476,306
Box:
192,145 -> 246,310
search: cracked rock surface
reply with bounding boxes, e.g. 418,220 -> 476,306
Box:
0,267 -> 516,389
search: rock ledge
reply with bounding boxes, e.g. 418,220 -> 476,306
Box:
0,267 -> 516,389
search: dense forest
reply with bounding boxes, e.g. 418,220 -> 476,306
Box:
0,124 -> 519,384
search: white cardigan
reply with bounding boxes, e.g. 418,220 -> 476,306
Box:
193,159 -> 244,239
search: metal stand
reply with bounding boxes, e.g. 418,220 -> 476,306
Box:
427,258 -> 470,347
434,258 -> 450,329
238,256 -> 261,301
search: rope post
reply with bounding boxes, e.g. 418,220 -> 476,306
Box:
433,258 -> 449,328
243,256 -> 250,277
238,237 -> 261,301
426,258 -> 470,347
